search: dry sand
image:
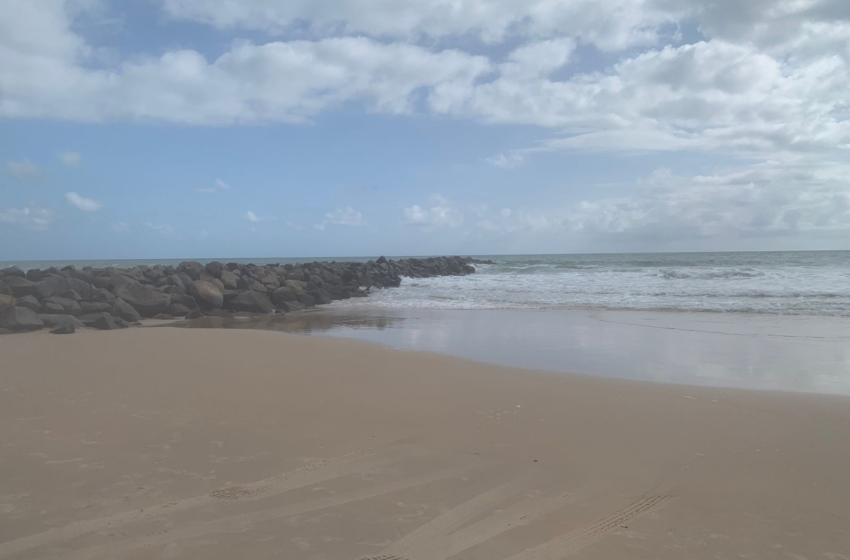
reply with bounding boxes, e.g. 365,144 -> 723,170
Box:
1,327 -> 849,559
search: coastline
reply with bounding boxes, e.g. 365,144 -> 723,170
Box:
2,327 -> 849,559
174,305 -> 850,395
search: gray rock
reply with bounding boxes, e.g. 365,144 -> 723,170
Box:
0,307 -> 44,331
26,269 -> 47,282
50,324 -> 76,334
78,312 -> 125,330
219,269 -> 238,290
34,275 -> 93,300
16,295 -> 40,312
111,298 -> 142,322
2,276 -> 39,297
310,289 -> 333,305
111,274 -> 170,317
166,303 -> 191,316
187,280 -> 223,309
0,266 -> 25,278
278,301 -> 303,313
42,296 -> 82,315
296,293 -> 316,307
90,287 -> 116,303
226,291 -> 275,313
0,282 -> 10,295
0,328 -> 13,335
205,261 -> 224,277
0,294 -> 16,311
284,279 -> 307,294
168,293 -> 199,310
185,309 -> 203,320
272,286 -> 297,306
39,314 -> 85,329
80,301 -> 112,314
42,301 -> 64,313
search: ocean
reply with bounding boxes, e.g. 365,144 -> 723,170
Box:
3,251 -> 849,317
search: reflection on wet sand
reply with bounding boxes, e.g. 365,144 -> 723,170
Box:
173,309 -> 404,334
172,306 -> 850,395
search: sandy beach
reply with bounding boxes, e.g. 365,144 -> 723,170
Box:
1,327 -> 849,559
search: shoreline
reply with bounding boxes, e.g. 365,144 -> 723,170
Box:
2,327 -> 849,559
173,305 -> 850,396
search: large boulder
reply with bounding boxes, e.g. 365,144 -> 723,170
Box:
2,276 -> 39,297
205,261 -> 224,277
111,298 -> 142,322
219,269 -> 239,290
80,301 -> 112,314
50,324 -> 75,335
111,275 -> 170,317
78,312 -> 126,330
42,296 -> 82,316
168,293 -> 199,310
0,294 -> 16,311
271,286 -> 297,306
284,279 -> 306,294
15,295 -> 40,312
39,314 -> 85,329
34,275 -> 93,300
0,266 -> 25,278
225,291 -> 275,314
0,307 -> 43,331
187,280 -> 223,309
166,303 -> 191,317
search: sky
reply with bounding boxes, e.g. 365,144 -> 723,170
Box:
1,0 -> 849,260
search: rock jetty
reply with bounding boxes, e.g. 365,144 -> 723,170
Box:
0,256 -> 491,334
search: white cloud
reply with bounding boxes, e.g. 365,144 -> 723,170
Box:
59,151 -> 81,166
403,195 -> 464,228
144,222 -> 175,235
65,191 -> 103,211
325,207 -> 365,226
196,178 -> 230,193
6,159 -> 41,178
0,3 -> 491,125
112,221 -> 130,232
161,0 -> 677,51
244,210 -> 261,222
313,223 -> 326,231
486,152 -> 525,169
0,206 -> 53,231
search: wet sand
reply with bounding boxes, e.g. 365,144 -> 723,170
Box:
180,307 -> 850,395
1,327 -> 849,559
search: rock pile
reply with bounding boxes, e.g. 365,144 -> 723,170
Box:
0,256 -> 491,334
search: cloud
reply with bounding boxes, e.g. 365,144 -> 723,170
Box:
403,195 -> 464,227
243,210 -> 268,223
195,178 -> 230,193
325,207 -> 365,226
65,191 -> 103,211
0,205 -> 53,231
161,0 -> 677,51
59,151 -> 81,166
144,222 -> 175,235
112,221 -> 130,232
6,159 -> 41,178
0,3 -> 491,125
486,152 -> 525,169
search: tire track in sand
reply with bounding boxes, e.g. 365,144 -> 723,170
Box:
60,461 -> 482,560
502,494 -> 673,560
377,472 -> 535,559
0,438 -> 411,559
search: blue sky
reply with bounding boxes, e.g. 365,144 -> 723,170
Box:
1,1 -> 849,259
